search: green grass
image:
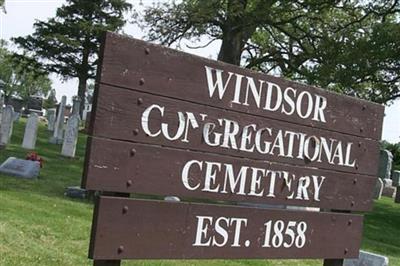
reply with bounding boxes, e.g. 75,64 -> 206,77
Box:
0,119 -> 399,266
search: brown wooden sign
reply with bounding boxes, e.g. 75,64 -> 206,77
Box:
85,137 -> 376,211
83,32 -> 385,265
87,84 -> 379,176
98,33 -> 384,140
90,197 -> 364,260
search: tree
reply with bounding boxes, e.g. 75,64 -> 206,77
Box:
43,89 -> 58,109
13,0 -> 131,114
136,0 -> 400,104
0,0 -> 5,12
0,42 -> 51,108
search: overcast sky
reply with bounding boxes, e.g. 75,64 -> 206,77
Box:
1,0 -> 399,143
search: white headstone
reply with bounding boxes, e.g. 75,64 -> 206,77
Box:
344,250 -> 388,266
0,105 -> 14,146
374,178 -> 384,200
61,113 -> 80,157
47,108 -> 56,131
12,112 -> 20,122
50,96 -> 66,144
22,113 -> 39,150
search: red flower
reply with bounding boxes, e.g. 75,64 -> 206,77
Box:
26,152 -> 44,168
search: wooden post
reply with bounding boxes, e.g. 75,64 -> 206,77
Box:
323,259 -> 344,266
92,192 -> 129,266
94,260 -> 121,266
322,209 -> 351,266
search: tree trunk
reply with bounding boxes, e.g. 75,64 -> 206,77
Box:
77,75 -> 87,117
218,28 -> 245,65
217,0 -> 249,66
78,36 -> 91,117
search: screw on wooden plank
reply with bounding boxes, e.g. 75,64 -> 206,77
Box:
126,180 -> 132,187
145,48 -> 150,55
130,149 -> 136,156
348,219 -> 352,226
117,245 -> 124,254
133,129 -> 139,136
122,206 -> 129,214
137,98 -> 143,105
139,78 -> 145,85
353,178 -> 357,184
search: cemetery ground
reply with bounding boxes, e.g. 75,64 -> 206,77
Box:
0,119 -> 399,266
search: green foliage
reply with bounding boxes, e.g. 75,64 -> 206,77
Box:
13,0 -> 131,104
137,0 -> 400,104
381,140 -> 400,171
0,42 -> 52,106
43,89 -> 58,109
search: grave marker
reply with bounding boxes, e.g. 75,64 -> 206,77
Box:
50,96 -> 66,144
71,97 -> 81,117
0,157 -> 40,179
61,113 -> 80,157
0,105 -> 14,146
82,33 -> 385,266
47,108 -> 56,131
378,150 -> 393,180
22,113 -> 39,150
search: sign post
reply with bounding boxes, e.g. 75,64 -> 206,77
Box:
82,32 -> 384,266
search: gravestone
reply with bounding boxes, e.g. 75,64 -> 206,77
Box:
392,170 -> 400,186
164,196 -> 181,202
393,171 -> 400,203
378,150 -> 393,180
61,113 -> 80,157
12,112 -> 20,122
382,186 -> 396,198
0,105 -> 14,146
0,157 -> 40,179
22,113 -> 39,150
373,178 -> 383,200
65,186 -> 87,199
50,95 -> 66,144
71,97 -> 81,117
47,108 -> 56,131
84,111 -> 91,133
343,250 -> 388,266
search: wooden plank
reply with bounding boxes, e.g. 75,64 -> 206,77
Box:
89,197 -> 364,260
91,84 -> 380,176
98,32 -> 384,140
83,137 -> 376,211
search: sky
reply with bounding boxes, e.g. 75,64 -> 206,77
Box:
0,0 -> 399,143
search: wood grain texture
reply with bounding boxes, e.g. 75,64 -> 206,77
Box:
98,32 -> 384,140
90,84 -> 380,177
84,137 -> 376,211
89,197 -> 364,260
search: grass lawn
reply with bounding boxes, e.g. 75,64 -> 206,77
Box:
0,119 -> 399,266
